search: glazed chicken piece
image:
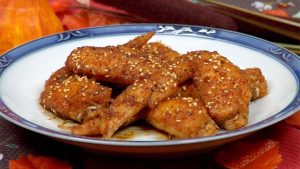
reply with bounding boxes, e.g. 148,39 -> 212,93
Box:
71,109 -> 145,136
243,68 -> 268,100
65,32 -> 185,87
69,107 -> 107,136
146,97 -> 218,138
100,56 -> 192,138
175,68 -> 268,102
141,42 -> 180,61
187,51 -> 252,131
72,59 -> 193,138
48,32 -> 268,139
123,32 -> 155,49
174,80 -> 199,99
66,33 -> 194,138
65,32 -> 156,86
40,67 -> 112,123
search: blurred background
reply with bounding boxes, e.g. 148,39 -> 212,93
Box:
0,0 -> 299,55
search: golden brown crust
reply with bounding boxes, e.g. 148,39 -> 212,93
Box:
41,33 -> 268,139
188,51 -> 252,131
40,67 -> 112,123
65,32 -> 156,86
174,80 -> 200,99
146,97 -> 218,138
243,68 -> 268,101
175,68 -> 268,102
65,36 -> 193,138
65,34 -> 185,87
97,64 -> 193,138
141,42 -> 180,61
123,32 -> 155,49
70,109 -> 105,136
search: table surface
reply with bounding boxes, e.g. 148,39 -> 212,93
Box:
0,116 -> 225,169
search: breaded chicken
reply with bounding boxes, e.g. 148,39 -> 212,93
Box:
188,51 -> 252,131
70,107 -> 106,136
175,68 -> 268,102
98,53 -> 193,138
42,32 -> 269,139
174,80 -> 200,99
40,67 -> 112,123
123,32 -> 155,49
243,68 -> 268,100
65,33 -> 185,87
65,34 -> 194,138
146,97 -> 218,138
72,62 -> 193,138
65,33 -> 156,86
71,104 -> 145,136
141,42 -> 180,61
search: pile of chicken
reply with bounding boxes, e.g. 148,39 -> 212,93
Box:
40,32 -> 268,139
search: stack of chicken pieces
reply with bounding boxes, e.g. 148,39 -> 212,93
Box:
40,32 -> 268,139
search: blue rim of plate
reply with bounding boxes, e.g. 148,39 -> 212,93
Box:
0,24 -> 300,147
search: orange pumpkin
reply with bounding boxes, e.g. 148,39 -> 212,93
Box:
0,0 -> 63,54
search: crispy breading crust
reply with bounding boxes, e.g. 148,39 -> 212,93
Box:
65,32 -> 156,86
65,34 -> 193,138
243,68 -> 268,100
102,58 -> 193,138
141,42 -> 180,61
40,67 -> 112,123
175,68 -> 268,102
188,51 -> 252,131
41,33 -> 268,139
146,97 -> 218,138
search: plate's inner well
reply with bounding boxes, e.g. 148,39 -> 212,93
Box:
0,33 -> 297,141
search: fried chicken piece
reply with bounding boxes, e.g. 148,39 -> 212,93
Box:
123,32 -> 155,49
96,55 -> 192,138
65,33 -> 193,138
70,48 -> 193,138
71,105 -> 145,136
188,51 -> 252,131
65,32 -> 157,86
71,77 -> 154,137
43,32 -> 269,140
40,67 -> 112,123
175,68 -> 268,102
65,45 -> 141,86
243,68 -> 268,101
141,42 -> 180,61
97,78 -> 154,137
146,97 -> 218,138
70,107 -> 106,136
72,61 -> 193,138
174,79 -> 199,99
65,32 -> 185,87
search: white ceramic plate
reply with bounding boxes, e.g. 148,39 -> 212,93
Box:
0,24 -> 299,156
